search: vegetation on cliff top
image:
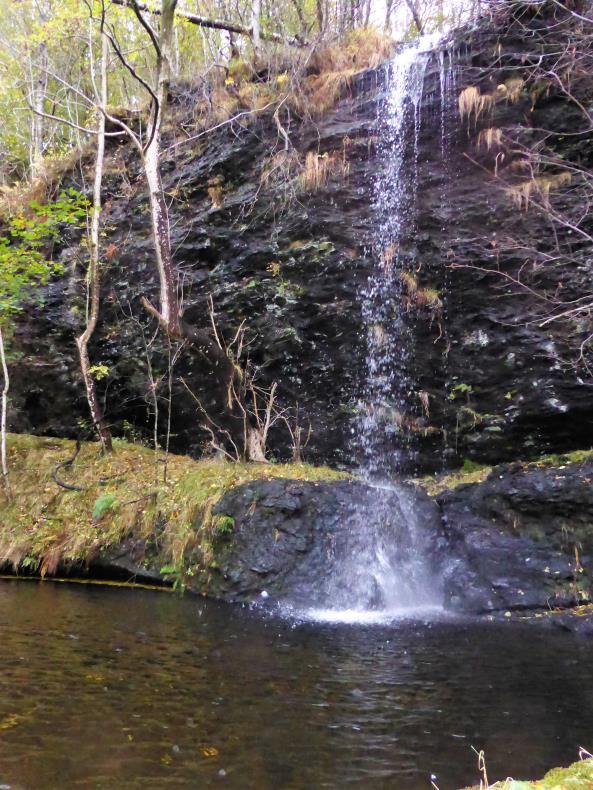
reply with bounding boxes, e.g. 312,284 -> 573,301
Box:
0,433 -> 345,579
417,448 -> 593,496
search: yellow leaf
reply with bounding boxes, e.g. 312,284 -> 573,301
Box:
0,713 -> 23,731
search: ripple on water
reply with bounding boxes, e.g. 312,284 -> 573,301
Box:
1,581 -> 593,790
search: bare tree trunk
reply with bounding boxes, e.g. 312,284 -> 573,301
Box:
384,0 -> 393,31
247,429 -> 267,462
111,0 -> 306,46
139,0 -> 182,337
29,41 -> 48,175
119,1 -> 271,461
316,0 -> 325,33
0,326 -> 10,492
363,0 -> 372,27
251,0 -> 261,53
76,34 -> 112,453
404,0 -> 424,33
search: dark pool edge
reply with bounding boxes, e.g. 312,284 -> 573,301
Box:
0,572 -> 174,593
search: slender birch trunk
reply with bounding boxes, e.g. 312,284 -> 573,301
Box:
134,0 -> 264,460
29,2 -> 49,177
140,0 -> 182,337
0,325 -> 10,492
404,0 -> 424,33
76,34 -> 112,452
251,0 -> 261,54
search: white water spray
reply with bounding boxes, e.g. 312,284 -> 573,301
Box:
303,36 -> 456,623
289,36 -> 457,624
359,33 -> 442,476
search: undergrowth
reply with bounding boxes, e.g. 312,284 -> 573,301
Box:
0,433 -> 344,579
1,27 -> 394,219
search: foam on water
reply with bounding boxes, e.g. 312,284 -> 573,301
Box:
295,605 -> 446,626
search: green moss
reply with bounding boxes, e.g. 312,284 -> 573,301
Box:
531,448 -> 593,467
416,464 -> 490,496
416,446 -> 593,497
0,433 -> 346,580
227,58 -> 253,84
462,757 -> 593,789
212,514 -> 235,537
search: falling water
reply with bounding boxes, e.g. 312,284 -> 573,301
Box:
288,36 -> 458,623
359,33 -> 442,478
292,36 -> 458,623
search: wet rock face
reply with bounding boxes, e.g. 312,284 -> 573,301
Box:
10,75 -> 380,468
195,459 -> 593,616
438,461 -> 593,614
203,477 -> 443,606
10,9 -> 593,471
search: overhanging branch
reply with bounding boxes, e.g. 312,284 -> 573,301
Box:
110,0 -> 307,47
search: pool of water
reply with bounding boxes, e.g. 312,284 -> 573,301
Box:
0,580 -> 591,789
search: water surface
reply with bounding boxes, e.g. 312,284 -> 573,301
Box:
0,580 -> 592,789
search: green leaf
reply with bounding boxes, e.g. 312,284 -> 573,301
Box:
92,494 -> 118,520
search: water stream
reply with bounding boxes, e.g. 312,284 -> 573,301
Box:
359,34 -> 441,478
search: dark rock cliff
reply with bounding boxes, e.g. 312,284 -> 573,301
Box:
11,3 -> 593,471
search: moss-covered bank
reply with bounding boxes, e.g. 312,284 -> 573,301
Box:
0,433 -> 345,586
416,448 -> 593,497
462,757 -> 593,789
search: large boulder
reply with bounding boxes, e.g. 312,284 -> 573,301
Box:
438,460 -> 593,614
203,477 -> 444,607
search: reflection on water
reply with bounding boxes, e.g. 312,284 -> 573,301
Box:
0,580 -> 592,789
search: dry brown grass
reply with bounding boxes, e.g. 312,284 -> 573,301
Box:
4,28 -> 394,217
298,149 -> 350,191
477,127 -> 503,151
507,171 -> 572,209
294,28 -> 394,118
460,77 -> 524,126
399,271 -> 442,312
459,85 -> 496,123
0,145 -> 93,221
499,75 -> 524,104
309,27 -> 395,74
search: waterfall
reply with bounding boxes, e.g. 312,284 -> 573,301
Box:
297,37 -> 457,623
359,33 -> 442,478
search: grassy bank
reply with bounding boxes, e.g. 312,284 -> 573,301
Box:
462,756 -> 593,789
0,433 -> 345,580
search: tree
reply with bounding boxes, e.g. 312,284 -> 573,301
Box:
0,191 -> 87,488
75,30 -> 112,452
100,0 -> 274,459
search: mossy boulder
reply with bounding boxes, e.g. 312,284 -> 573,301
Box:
438,456 -> 593,617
